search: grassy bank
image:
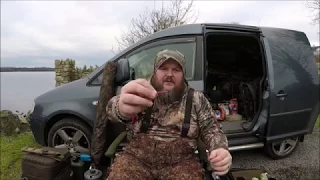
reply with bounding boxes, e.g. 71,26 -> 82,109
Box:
315,116 -> 320,128
0,131 -> 41,180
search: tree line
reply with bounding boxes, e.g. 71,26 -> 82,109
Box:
0,67 -> 55,72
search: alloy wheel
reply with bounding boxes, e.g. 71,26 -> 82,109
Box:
52,126 -> 90,156
271,137 -> 299,157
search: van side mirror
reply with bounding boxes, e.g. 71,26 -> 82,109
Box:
115,58 -> 131,85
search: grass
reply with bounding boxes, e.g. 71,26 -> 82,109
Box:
315,116 -> 320,128
0,131 -> 41,180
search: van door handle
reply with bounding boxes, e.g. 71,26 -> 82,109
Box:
276,91 -> 287,100
276,93 -> 287,97
276,90 -> 287,100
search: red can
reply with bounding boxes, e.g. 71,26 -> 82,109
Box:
229,98 -> 238,115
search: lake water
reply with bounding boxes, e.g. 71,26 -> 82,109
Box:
1,72 -> 56,114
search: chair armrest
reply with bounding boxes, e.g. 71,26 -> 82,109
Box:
105,131 -> 127,158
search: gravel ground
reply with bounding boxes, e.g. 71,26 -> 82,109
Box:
230,128 -> 320,180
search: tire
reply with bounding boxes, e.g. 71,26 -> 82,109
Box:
264,136 -> 300,160
47,117 -> 92,156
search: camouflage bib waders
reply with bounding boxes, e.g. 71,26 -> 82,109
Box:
107,89 -> 205,180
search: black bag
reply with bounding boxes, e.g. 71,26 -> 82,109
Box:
21,147 -> 72,180
220,81 -> 257,120
239,82 -> 257,120
216,168 -> 276,180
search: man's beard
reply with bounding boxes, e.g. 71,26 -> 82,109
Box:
151,76 -> 186,105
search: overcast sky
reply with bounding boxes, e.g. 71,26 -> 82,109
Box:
1,1 -> 319,68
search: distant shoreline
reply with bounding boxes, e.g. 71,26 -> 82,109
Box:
0,67 -> 55,72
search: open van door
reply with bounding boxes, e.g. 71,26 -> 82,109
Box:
261,27 -> 320,144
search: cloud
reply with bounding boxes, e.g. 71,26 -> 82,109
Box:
194,1 -> 319,45
1,1 -> 319,67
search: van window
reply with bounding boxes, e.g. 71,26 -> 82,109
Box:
90,72 -> 103,85
126,42 -> 196,80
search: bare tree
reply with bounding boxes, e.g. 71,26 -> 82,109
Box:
306,0 -> 320,25
112,0 -> 199,53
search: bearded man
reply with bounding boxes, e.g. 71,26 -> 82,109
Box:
105,49 -> 232,180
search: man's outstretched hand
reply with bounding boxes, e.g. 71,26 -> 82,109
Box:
118,79 -> 157,119
209,148 -> 232,176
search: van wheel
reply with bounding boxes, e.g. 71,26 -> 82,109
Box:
47,118 -> 92,156
264,136 -> 299,159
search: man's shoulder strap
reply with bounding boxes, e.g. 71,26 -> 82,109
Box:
181,88 -> 195,137
140,106 -> 153,133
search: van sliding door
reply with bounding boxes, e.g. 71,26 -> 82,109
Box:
261,27 -> 320,142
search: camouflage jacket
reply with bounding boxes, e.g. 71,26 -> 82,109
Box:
105,86 -> 228,152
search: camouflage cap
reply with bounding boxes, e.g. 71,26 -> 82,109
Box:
154,49 -> 186,74
149,49 -> 188,85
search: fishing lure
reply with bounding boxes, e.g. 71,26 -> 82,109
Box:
131,91 -> 168,124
